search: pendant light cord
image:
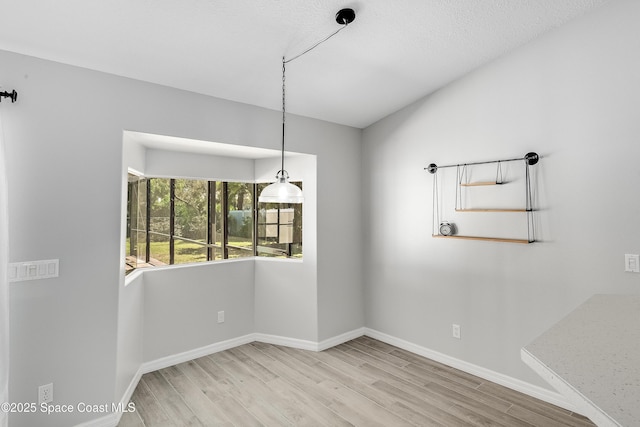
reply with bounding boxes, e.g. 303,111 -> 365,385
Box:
261,8 -> 353,203
284,23 -> 350,64
278,11 -> 353,179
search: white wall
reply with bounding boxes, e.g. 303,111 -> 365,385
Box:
114,134 -> 147,404
142,262 -> 255,362
253,116 -> 365,343
5,52 -> 124,427
362,0 -> 640,390
144,147 -> 255,181
255,155 -> 319,342
115,273 -> 143,404
117,140 -> 261,401
314,123 -> 364,341
2,49 -> 362,426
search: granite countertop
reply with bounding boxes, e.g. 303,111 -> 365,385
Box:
521,294 -> 640,427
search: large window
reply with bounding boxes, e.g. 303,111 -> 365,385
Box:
125,175 -> 302,274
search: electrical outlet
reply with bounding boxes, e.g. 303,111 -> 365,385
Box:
217,311 -> 225,324
452,324 -> 461,339
625,254 -> 640,272
38,383 -> 53,404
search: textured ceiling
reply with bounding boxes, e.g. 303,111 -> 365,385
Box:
0,0 -> 609,128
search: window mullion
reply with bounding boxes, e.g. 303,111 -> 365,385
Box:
276,205 -> 281,244
169,178 -> 175,265
253,183 -> 258,256
222,181 -> 229,259
128,181 -> 136,259
207,181 -> 214,261
145,179 -> 151,264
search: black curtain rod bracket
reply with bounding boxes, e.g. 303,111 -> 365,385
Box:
0,89 -> 18,103
426,152 -> 538,174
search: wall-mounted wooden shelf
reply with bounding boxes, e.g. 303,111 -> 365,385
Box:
427,152 -> 538,244
455,208 -> 528,213
432,235 -> 532,244
459,181 -> 502,187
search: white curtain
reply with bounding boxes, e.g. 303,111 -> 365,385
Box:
0,111 -> 9,427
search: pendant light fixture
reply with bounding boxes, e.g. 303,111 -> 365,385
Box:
258,8 -> 356,204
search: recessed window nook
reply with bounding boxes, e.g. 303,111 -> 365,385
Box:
121,130 -> 315,281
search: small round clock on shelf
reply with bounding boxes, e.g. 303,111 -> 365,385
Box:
439,221 -> 456,236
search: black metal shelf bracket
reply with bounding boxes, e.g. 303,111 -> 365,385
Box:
425,152 -> 539,174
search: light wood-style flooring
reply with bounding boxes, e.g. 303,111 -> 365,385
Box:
118,336 -> 595,426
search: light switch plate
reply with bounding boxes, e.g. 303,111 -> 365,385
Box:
9,259 -> 59,282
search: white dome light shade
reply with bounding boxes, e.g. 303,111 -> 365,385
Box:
258,172 -> 303,204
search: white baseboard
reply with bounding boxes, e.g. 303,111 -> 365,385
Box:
140,333 -> 256,374
77,327 -> 578,426
253,333 -> 319,351
317,327 -> 366,351
363,328 -> 579,414
75,334 -> 256,427
83,329 -> 364,426
254,327 -> 365,352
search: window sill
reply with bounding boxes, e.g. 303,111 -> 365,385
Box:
254,256 -> 303,264
124,269 -> 144,286
125,256 -> 302,286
